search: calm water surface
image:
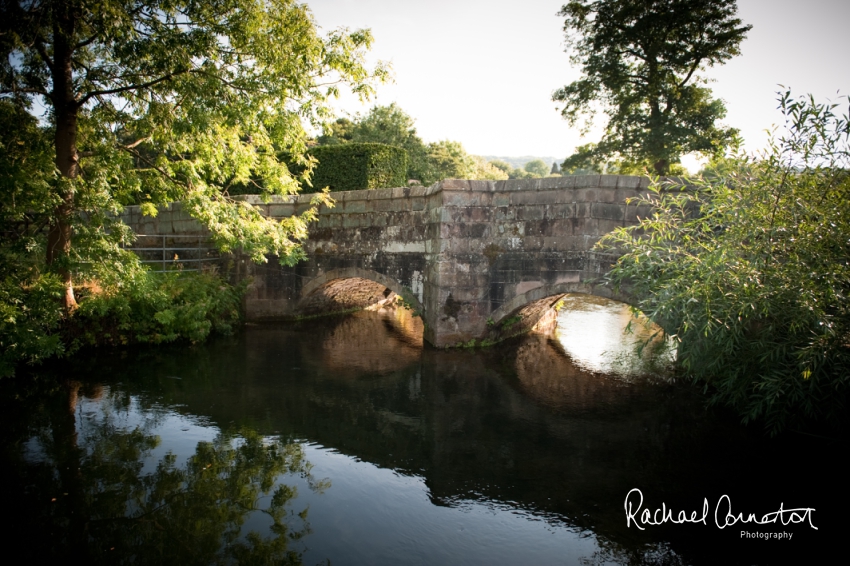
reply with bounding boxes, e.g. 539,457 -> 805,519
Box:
1,296 -> 845,565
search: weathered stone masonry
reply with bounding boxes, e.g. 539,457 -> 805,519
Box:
120,175 -> 653,347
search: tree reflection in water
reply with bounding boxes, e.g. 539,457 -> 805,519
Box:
12,381 -> 327,565
2,305 -> 843,566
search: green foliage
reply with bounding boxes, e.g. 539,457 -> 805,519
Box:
423,140 -> 477,181
471,155 -> 509,181
319,103 -> 430,182
317,104 -> 505,184
554,0 -> 750,175
424,141 -> 510,183
524,160 -> 550,178
0,102 -> 55,227
1,0 -> 388,374
598,91 -> 850,433
425,140 -> 508,184
489,160 -> 513,175
562,142 -> 688,176
317,117 -> 356,145
68,271 -> 244,349
0,102 -> 66,377
0,272 -> 66,379
0,96 -> 246,375
562,143 -> 614,174
509,168 -> 535,180
307,143 -> 408,192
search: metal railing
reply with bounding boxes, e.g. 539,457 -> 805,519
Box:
123,234 -> 221,273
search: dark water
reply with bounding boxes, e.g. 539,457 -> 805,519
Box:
0,300 -> 845,565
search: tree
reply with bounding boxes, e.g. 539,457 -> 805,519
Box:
346,103 -> 421,148
553,0 -> 750,175
348,103 -> 431,182
317,104 -> 508,184
489,160 -> 513,175
508,167 -> 534,180
471,155 -> 508,181
524,159 -> 550,178
422,140 -> 476,181
317,117 -> 356,145
319,103 -> 433,182
0,102 -> 66,375
551,162 -> 561,175
1,0 -> 386,309
599,91 -> 850,433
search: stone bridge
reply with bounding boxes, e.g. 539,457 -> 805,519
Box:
121,175 -> 653,347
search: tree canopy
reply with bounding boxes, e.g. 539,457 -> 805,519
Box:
317,104 -> 507,184
553,0 -> 751,175
319,103 -> 431,181
1,0 -> 387,309
524,159 -> 550,178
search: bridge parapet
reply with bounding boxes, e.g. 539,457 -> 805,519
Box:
120,175 -> 653,346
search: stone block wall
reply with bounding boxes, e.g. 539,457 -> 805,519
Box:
427,176 -> 648,345
232,186 -> 437,321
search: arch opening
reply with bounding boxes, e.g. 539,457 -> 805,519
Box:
489,282 -> 636,328
297,269 -> 425,345
298,277 -> 397,317
552,294 -> 675,379
489,288 -> 674,379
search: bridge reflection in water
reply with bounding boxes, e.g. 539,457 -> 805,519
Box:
1,298 -> 841,565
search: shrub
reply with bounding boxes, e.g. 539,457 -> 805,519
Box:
306,143 -> 408,192
599,91 -> 850,433
66,271 -> 244,349
0,273 -> 66,378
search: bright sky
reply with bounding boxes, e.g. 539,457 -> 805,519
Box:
306,0 -> 850,168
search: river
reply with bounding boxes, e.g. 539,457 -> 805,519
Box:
0,295 -> 844,564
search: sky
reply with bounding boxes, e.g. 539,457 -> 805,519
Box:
305,0 -> 850,168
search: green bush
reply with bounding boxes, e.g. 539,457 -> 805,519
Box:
1,269 -> 244,377
306,143 -> 408,192
67,271 -> 244,349
599,91 -> 850,433
0,273 -> 66,379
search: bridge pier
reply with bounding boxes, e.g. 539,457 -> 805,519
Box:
121,176 -> 649,347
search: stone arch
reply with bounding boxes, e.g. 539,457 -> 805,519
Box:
489,282 -> 635,327
484,282 -> 636,341
297,267 -> 425,317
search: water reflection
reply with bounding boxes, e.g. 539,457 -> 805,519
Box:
304,308 -> 423,378
0,307 -> 844,565
514,333 -> 635,411
6,382 -> 325,565
555,294 -> 675,378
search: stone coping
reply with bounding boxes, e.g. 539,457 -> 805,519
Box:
119,175 -> 696,215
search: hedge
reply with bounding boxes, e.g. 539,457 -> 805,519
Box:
306,143 -> 408,192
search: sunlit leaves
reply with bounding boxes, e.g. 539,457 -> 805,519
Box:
1,0 -> 388,270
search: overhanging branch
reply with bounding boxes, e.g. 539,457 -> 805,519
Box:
76,69 -> 192,105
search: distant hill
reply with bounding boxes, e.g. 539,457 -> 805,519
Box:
481,156 -> 562,170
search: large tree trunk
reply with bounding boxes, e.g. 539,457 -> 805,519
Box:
645,54 -> 670,177
47,0 -> 80,310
